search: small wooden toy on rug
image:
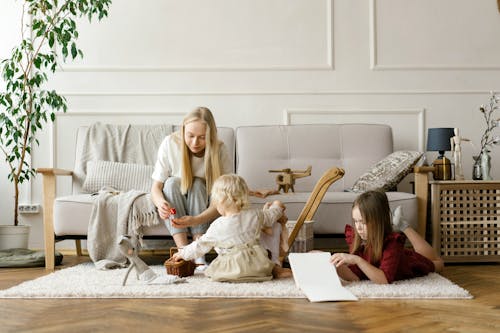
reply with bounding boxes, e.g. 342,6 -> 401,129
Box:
269,166 -> 312,193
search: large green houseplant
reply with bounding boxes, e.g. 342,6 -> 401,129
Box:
0,0 -> 111,238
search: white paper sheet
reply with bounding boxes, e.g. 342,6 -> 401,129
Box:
288,252 -> 358,302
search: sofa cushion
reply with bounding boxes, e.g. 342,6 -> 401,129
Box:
349,151 -> 423,193
73,123 -> 173,193
249,191 -> 417,234
82,160 -> 154,193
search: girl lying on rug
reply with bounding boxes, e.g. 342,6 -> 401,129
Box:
330,190 -> 444,284
171,174 -> 292,282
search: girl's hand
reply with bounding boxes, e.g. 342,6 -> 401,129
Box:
272,200 -> 286,211
171,252 -> 183,262
277,212 -> 288,225
330,253 -> 359,267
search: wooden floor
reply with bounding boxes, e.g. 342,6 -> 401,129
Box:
1,255 -> 499,333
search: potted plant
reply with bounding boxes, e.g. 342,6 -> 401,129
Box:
0,0 -> 111,249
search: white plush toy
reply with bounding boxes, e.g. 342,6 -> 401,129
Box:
117,235 -> 184,286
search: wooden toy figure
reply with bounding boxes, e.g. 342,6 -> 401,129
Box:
269,166 -> 312,193
450,128 -> 470,181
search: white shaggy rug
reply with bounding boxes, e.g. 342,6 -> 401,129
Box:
0,263 -> 472,299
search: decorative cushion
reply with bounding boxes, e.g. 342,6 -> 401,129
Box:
349,151 -> 423,193
82,160 -> 154,193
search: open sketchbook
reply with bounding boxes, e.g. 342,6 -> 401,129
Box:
288,252 -> 358,302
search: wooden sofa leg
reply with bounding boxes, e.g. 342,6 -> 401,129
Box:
45,233 -> 55,272
41,173 -> 56,272
282,167 -> 345,262
75,240 -> 83,256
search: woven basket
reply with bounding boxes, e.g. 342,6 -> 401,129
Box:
164,247 -> 196,277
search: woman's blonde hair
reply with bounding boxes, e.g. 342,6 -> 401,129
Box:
351,190 -> 393,263
210,174 -> 250,211
180,106 -> 223,195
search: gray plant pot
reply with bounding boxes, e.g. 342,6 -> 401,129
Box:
0,225 -> 30,250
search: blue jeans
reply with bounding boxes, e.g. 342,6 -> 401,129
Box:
162,177 -> 210,236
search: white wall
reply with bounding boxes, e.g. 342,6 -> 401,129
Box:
1,0 -> 500,249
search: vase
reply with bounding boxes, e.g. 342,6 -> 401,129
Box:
480,151 -> 492,180
0,225 -> 30,250
472,155 -> 482,180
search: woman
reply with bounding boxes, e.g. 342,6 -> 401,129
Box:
151,107 -> 232,267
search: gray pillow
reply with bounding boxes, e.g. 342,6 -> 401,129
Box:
83,160 -> 154,193
349,151 -> 423,193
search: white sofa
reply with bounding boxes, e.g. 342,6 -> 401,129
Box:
38,123 -> 432,270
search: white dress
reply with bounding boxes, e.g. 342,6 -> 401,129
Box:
178,204 -> 283,264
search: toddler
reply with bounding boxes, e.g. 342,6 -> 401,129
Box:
172,174 -> 292,281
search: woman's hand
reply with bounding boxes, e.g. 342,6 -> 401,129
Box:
171,215 -> 197,228
330,253 -> 359,267
156,200 -> 173,220
151,181 -> 173,220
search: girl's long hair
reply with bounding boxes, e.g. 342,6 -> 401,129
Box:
350,190 -> 393,263
180,107 -> 223,195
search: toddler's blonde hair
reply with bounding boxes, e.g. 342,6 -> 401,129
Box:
211,174 -> 250,211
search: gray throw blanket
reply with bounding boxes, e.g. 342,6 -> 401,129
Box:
74,122 -> 172,189
79,122 -> 172,269
88,187 -> 162,270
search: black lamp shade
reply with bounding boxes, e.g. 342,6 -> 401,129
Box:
426,128 -> 455,154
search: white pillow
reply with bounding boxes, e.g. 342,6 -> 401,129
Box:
349,151 -> 423,193
82,160 -> 154,193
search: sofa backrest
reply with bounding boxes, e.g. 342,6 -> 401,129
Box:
72,124 -> 235,194
235,124 -> 393,192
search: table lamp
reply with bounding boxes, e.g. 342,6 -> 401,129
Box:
427,128 -> 455,180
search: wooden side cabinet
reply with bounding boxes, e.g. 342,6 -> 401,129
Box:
431,180 -> 500,263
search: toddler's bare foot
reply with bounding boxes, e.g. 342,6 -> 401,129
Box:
272,264 -> 293,279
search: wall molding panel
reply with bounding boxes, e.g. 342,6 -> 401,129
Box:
368,0 -> 500,71
60,0 -> 334,72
